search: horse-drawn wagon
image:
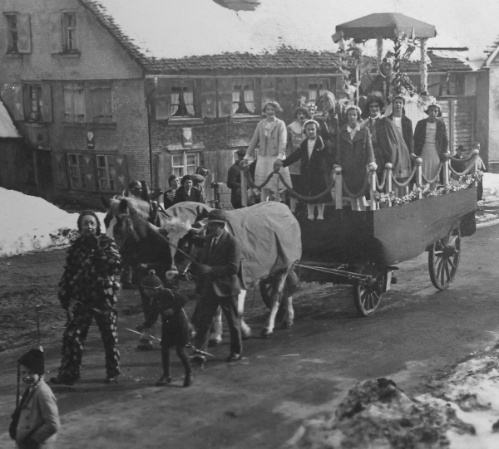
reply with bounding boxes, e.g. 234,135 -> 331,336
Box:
257,149 -> 481,317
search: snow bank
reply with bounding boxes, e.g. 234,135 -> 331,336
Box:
288,350 -> 499,448
0,188 -> 104,258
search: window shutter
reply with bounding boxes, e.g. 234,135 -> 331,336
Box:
88,84 -> 113,123
22,84 -> 30,120
218,78 -> 233,117
82,154 -> 96,192
276,77 -> 295,122
42,83 -> 53,122
17,14 -> 32,53
201,78 -> 217,118
157,151 -> 171,192
296,77 -> 310,106
114,154 -> 129,192
155,78 -> 171,120
53,153 -> 68,189
260,77 -> 276,112
49,13 -> 62,54
13,84 -> 24,121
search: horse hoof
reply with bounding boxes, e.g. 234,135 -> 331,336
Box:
281,322 -> 293,330
208,339 -> 221,347
260,329 -> 273,338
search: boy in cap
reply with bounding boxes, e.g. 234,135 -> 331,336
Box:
137,270 -> 193,387
12,348 -> 60,448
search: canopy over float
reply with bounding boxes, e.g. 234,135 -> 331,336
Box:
334,12 -> 437,94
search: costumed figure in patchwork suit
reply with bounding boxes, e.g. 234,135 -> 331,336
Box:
51,211 -> 122,385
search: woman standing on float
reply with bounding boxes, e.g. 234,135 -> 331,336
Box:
244,101 -> 291,202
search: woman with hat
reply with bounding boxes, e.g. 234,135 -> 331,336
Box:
336,104 -> 375,211
244,101 -> 292,202
12,348 -> 60,448
51,211 -> 122,385
138,270 -> 193,387
286,107 -> 311,212
275,119 -> 331,220
362,93 -> 411,183
413,100 -> 448,187
173,174 -> 205,204
388,95 -> 414,154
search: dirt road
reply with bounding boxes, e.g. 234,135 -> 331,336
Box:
1,225 -> 499,448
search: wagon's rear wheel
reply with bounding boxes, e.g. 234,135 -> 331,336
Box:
353,267 -> 385,317
428,228 -> 461,290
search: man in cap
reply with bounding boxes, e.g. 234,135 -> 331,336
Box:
227,148 -> 247,209
12,348 -> 60,448
191,209 -> 244,363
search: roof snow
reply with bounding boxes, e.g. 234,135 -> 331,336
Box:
0,102 -> 20,139
83,0 -> 499,66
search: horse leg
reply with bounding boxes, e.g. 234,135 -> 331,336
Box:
281,269 -> 298,329
209,307 -> 223,346
238,290 -> 252,339
261,273 -> 287,338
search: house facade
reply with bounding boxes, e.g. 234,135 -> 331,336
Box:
0,0 -> 483,206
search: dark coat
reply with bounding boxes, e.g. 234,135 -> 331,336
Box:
282,136 -> 331,203
196,230 -> 242,297
413,118 -> 449,160
227,162 -> 243,207
336,125 -> 375,195
143,288 -> 190,347
363,116 -> 412,178
173,187 -> 205,204
388,114 -> 414,153
163,189 -> 177,209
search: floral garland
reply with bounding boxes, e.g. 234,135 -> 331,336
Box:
373,172 -> 482,208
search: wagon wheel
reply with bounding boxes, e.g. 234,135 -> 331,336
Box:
353,266 -> 385,317
428,228 -> 461,290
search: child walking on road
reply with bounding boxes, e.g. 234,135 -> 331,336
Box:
138,270 -> 193,387
11,348 -> 60,449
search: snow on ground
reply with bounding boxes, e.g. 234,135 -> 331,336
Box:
0,187 -> 104,258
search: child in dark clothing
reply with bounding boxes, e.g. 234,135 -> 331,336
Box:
139,270 -> 193,387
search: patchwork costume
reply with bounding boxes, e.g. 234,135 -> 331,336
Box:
55,234 -> 122,383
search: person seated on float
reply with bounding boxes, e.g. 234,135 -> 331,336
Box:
173,174 -> 205,204
336,105 -> 376,211
275,119 -> 331,220
362,93 -> 411,185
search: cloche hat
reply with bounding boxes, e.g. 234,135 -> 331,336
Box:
18,348 -> 45,375
141,270 -> 163,289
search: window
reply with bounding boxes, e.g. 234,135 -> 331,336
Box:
96,155 -> 116,191
62,12 -> 78,53
27,85 -> 42,121
308,78 -> 329,103
170,80 -> 195,118
171,152 -> 199,177
232,79 -> 255,115
67,154 -> 86,190
5,14 -> 18,53
63,82 -> 85,122
4,13 -> 31,54
88,83 -> 113,123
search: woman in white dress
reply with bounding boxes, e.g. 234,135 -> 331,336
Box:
244,101 -> 292,202
414,102 -> 448,188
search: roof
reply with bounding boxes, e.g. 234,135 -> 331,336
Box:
0,102 -> 21,139
79,0 -> 477,75
336,13 -> 436,40
483,36 -> 499,68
